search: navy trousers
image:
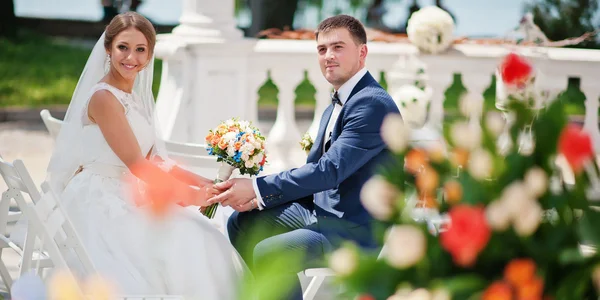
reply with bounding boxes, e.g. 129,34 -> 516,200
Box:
228,200 -> 331,300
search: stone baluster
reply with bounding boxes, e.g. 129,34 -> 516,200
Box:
306,68 -> 332,140
246,70 -> 266,128
154,41 -> 190,141
423,66 -> 454,130
461,73 -> 491,126
265,70 -> 305,173
172,0 -> 220,40
581,77 -> 600,154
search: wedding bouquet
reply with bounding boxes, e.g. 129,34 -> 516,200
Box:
330,53 -> 600,299
202,118 -> 267,218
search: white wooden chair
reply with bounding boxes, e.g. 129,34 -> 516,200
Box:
23,182 -> 96,285
0,156 -> 53,290
39,109 -> 62,139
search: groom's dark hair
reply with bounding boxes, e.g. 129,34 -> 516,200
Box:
315,15 -> 367,46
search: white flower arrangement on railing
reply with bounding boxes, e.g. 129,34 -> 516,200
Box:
407,6 -> 455,54
391,84 -> 433,129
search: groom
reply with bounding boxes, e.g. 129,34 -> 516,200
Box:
207,15 -> 400,299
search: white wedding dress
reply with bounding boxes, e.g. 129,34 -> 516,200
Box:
58,82 -> 246,298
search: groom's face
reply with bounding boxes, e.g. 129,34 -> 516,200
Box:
317,28 -> 367,90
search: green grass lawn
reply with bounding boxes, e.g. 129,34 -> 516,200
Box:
0,32 -> 163,107
0,33 -> 587,116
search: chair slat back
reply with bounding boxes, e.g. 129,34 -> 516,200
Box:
26,182 -> 96,276
0,157 -> 41,202
40,109 -> 63,139
163,140 -> 209,156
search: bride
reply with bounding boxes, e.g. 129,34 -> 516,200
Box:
43,12 -> 246,298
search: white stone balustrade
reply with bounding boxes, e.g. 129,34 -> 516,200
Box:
154,0 -> 600,175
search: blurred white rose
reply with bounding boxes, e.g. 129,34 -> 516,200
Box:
385,225 -> 427,269
501,181 -> 532,216
244,159 -> 255,169
329,247 -> 358,276
459,93 -> 483,118
381,113 -> 410,153
408,288 -> 432,300
225,119 -> 235,127
450,122 -> 481,150
222,131 -> 237,143
517,129 -> 535,156
486,199 -> 512,231
468,148 -> 493,180
512,200 -> 543,237
485,111 -> 505,137
226,142 -> 236,157
431,289 -> 451,300
407,6 -> 455,54
360,176 -> 401,220
524,167 -> 548,198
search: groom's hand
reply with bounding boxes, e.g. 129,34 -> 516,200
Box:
207,178 -> 256,209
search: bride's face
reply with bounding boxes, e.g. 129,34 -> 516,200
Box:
107,28 -> 150,80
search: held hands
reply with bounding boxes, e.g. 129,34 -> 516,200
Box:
206,178 -> 258,212
174,184 -> 220,207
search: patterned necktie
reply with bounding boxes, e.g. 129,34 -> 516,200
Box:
331,91 -> 342,106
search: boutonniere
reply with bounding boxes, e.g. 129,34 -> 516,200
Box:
300,133 -> 314,154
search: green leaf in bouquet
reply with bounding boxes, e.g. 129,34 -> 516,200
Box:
577,208 -> 600,246
554,264 -> 597,300
378,153 -> 406,189
558,248 -> 587,265
497,152 -> 533,187
341,259 -> 406,299
568,176 -> 590,210
431,274 -> 487,298
456,173 -> 487,205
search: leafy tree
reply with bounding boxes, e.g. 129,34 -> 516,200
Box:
0,0 -> 17,39
525,0 -> 600,49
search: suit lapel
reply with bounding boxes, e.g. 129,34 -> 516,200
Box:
308,104 -> 334,163
307,72 -> 377,163
346,71 -> 376,104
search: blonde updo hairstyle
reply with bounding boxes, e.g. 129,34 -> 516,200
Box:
103,12 -> 156,58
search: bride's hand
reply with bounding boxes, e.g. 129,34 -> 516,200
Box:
194,175 -> 213,188
174,184 -> 219,207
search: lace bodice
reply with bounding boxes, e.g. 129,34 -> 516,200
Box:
78,82 -> 155,168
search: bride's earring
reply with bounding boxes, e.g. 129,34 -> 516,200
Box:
104,54 -> 111,74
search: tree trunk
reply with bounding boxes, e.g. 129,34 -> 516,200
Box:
248,0 -> 299,38
0,0 -> 17,39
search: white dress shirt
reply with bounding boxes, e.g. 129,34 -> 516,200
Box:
252,67 -> 368,210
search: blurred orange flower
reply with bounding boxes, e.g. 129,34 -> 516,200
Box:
504,258 -> 537,287
482,281 -> 513,300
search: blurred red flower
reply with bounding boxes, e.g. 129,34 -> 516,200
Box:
440,205 -> 491,267
558,124 -> 594,173
500,52 -> 533,86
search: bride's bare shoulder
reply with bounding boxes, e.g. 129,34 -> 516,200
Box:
88,89 -> 126,123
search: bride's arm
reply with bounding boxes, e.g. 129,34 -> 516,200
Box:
88,90 -> 212,207
169,166 -> 213,188
145,152 -> 213,188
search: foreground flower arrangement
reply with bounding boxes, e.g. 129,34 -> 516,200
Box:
331,53 -> 600,299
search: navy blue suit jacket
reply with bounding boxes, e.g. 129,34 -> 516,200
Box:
255,71 -> 400,246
